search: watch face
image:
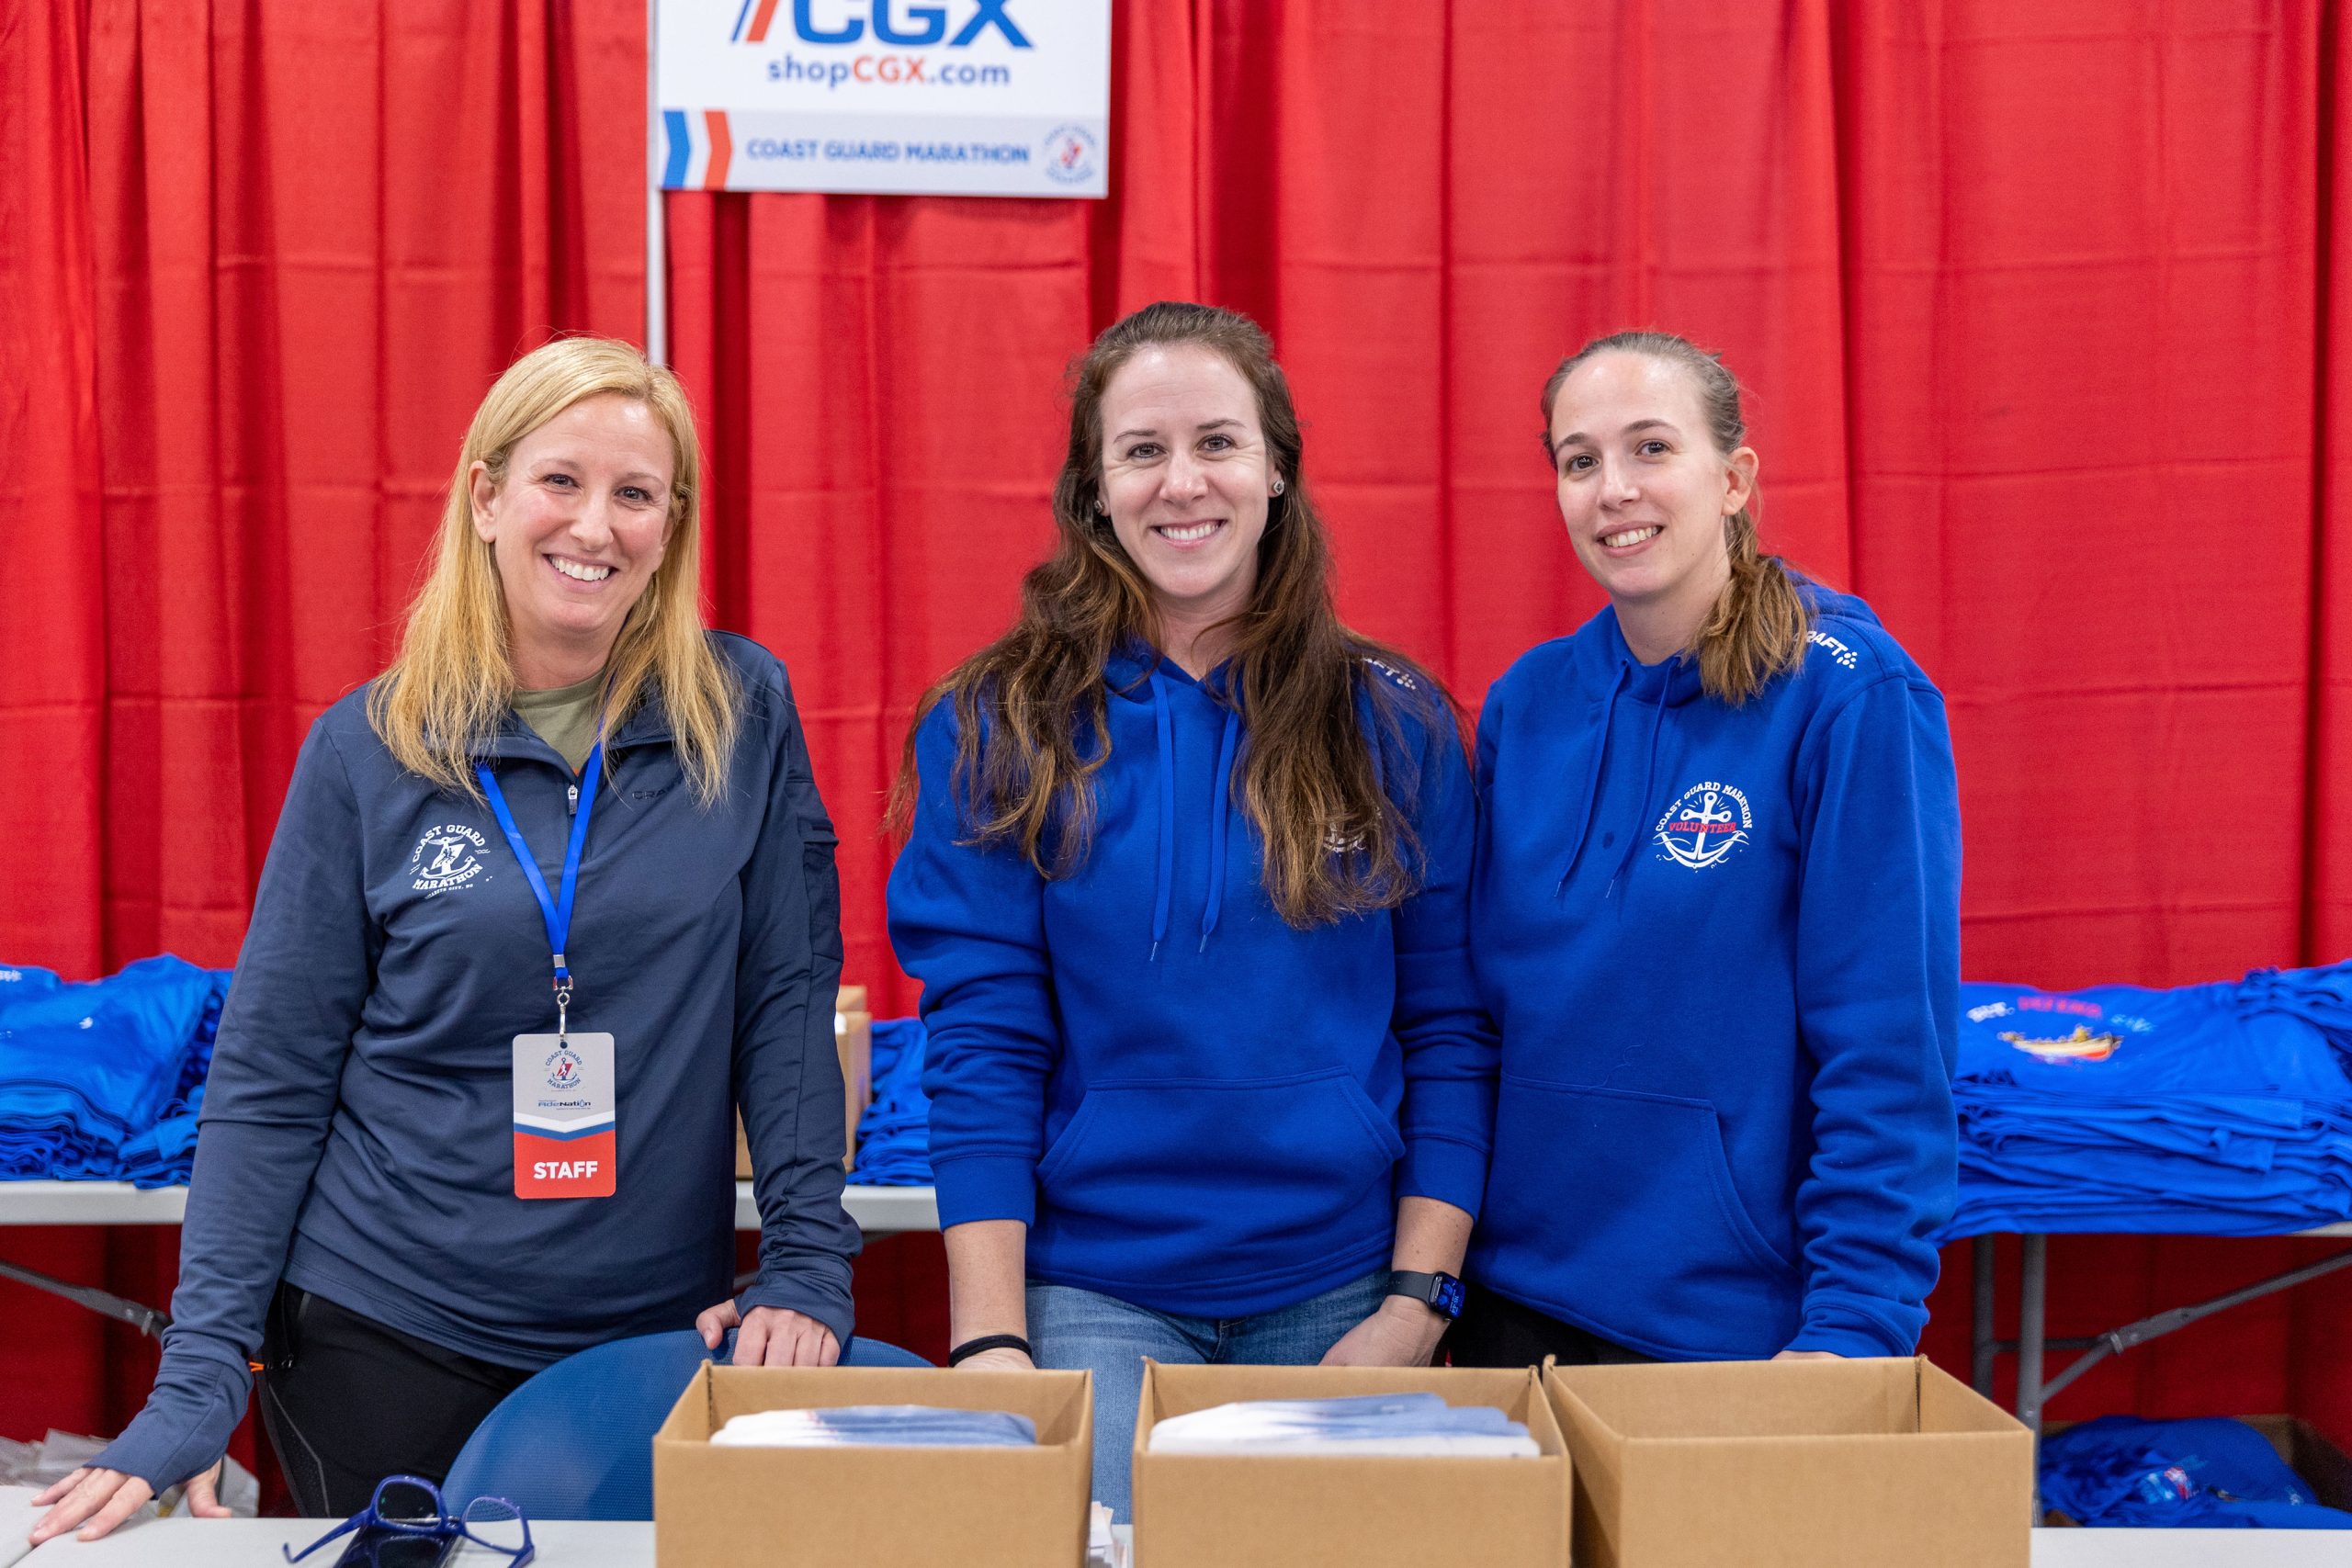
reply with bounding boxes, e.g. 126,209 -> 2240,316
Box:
1435,1275 -> 1466,1320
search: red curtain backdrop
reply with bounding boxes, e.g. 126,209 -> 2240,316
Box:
7,0 -> 2352,1461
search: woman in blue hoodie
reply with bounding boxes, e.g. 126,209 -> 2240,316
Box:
888,302 -> 1493,1517
1458,331 -> 1960,1369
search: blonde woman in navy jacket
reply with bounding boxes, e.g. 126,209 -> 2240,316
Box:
1456,331 -> 1961,1368
34,338 -> 854,1545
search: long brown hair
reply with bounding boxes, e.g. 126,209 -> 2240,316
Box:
368,336 -> 740,802
891,301 -> 1450,927
1540,331 -> 1810,704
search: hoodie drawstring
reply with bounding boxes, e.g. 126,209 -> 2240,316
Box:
1147,671 -> 1244,960
1200,707 -> 1240,952
1608,693 -> 1670,899
1556,664 -> 1631,896
1149,673 -> 1176,961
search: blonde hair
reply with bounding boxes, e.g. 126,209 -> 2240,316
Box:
368,336 -> 739,801
1540,331 -> 1810,705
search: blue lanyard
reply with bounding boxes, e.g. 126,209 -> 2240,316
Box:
477,742 -> 604,1034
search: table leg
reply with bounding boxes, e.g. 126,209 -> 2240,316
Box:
2016,1233 -> 2047,1435
1971,1235 -> 1996,1396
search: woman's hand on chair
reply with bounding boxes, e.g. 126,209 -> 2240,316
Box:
29,1458 -> 228,1545
695,1298 -> 840,1366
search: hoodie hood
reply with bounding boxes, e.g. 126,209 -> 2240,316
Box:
1554,586 -> 1887,894
1555,607 -> 1703,896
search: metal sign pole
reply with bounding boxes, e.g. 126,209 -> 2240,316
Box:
645,0 -> 668,365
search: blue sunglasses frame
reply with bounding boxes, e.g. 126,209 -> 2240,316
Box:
282,1474 -> 534,1567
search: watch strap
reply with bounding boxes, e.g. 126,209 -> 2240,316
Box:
1385,1269 -> 1465,1321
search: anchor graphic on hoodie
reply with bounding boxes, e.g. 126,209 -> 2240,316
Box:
1657,788 -> 1747,870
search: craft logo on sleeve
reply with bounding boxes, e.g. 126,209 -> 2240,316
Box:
1806,627 -> 1860,670
1652,781 -> 1753,871
408,823 -> 491,893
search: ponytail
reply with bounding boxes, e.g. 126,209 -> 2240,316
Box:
1694,510 -> 1809,705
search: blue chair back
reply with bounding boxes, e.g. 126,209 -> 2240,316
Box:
442,1329 -> 932,1520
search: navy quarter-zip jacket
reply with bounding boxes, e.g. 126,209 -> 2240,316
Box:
96,633 -> 857,1489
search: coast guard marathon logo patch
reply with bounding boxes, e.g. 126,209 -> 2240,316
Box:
1653,782 -> 1753,871
408,823 -> 490,894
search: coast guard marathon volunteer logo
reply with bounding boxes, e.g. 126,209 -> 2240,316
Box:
1653,782 -> 1753,871
1042,124 -> 1098,184
407,823 -> 490,894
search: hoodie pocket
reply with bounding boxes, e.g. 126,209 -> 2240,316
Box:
1034,1068 -> 1405,1273
1481,1077 -> 1796,1354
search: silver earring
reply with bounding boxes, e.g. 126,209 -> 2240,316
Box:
1272,478 -> 1285,496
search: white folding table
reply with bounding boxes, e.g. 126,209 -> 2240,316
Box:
15,1515 -> 2344,1566
0,1180 -> 937,1235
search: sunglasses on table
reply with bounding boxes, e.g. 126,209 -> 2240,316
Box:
283,1475 -> 534,1568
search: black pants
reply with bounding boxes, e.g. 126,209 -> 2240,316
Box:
1443,1281 -> 1657,1368
256,1283 -> 536,1517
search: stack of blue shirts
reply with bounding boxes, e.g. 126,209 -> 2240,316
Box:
2041,1416 -> 2352,1529
852,1017 -> 933,1186
0,955 -> 231,1188
1939,964 -> 2352,1239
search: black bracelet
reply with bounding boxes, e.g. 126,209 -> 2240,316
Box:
947,1333 -> 1033,1367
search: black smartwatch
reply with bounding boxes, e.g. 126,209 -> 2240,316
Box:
1385,1269 -> 1465,1322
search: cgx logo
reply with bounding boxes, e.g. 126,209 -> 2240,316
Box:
741,0 -> 1034,47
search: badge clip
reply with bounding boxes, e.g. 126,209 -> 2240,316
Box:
552,961 -> 572,1043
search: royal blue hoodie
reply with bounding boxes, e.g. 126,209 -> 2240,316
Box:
1468,587 -> 1959,1359
888,647 -> 1495,1318
95,634 -> 858,1489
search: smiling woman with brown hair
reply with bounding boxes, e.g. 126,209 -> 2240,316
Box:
34,336 -> 857,1544
887,301 -> 1496,1519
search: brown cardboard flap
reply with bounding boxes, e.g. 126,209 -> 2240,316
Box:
1915,1357 -> 2027,1434
2250,1416 -> 2352,1510
1555,1357 -> 1921,1438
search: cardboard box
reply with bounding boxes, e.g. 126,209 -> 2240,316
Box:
1545,1356 -> 2030,1568
2042,1413 -> 2352,1523
735,989 -> 871,1178
653,1362 -> 1092,1567
1131,1361 -> 1571,1568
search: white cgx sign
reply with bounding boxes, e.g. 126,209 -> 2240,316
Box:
655,0 -> 1110,198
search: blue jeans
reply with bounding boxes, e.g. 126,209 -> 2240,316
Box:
1027,1269 -> 1388,1521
